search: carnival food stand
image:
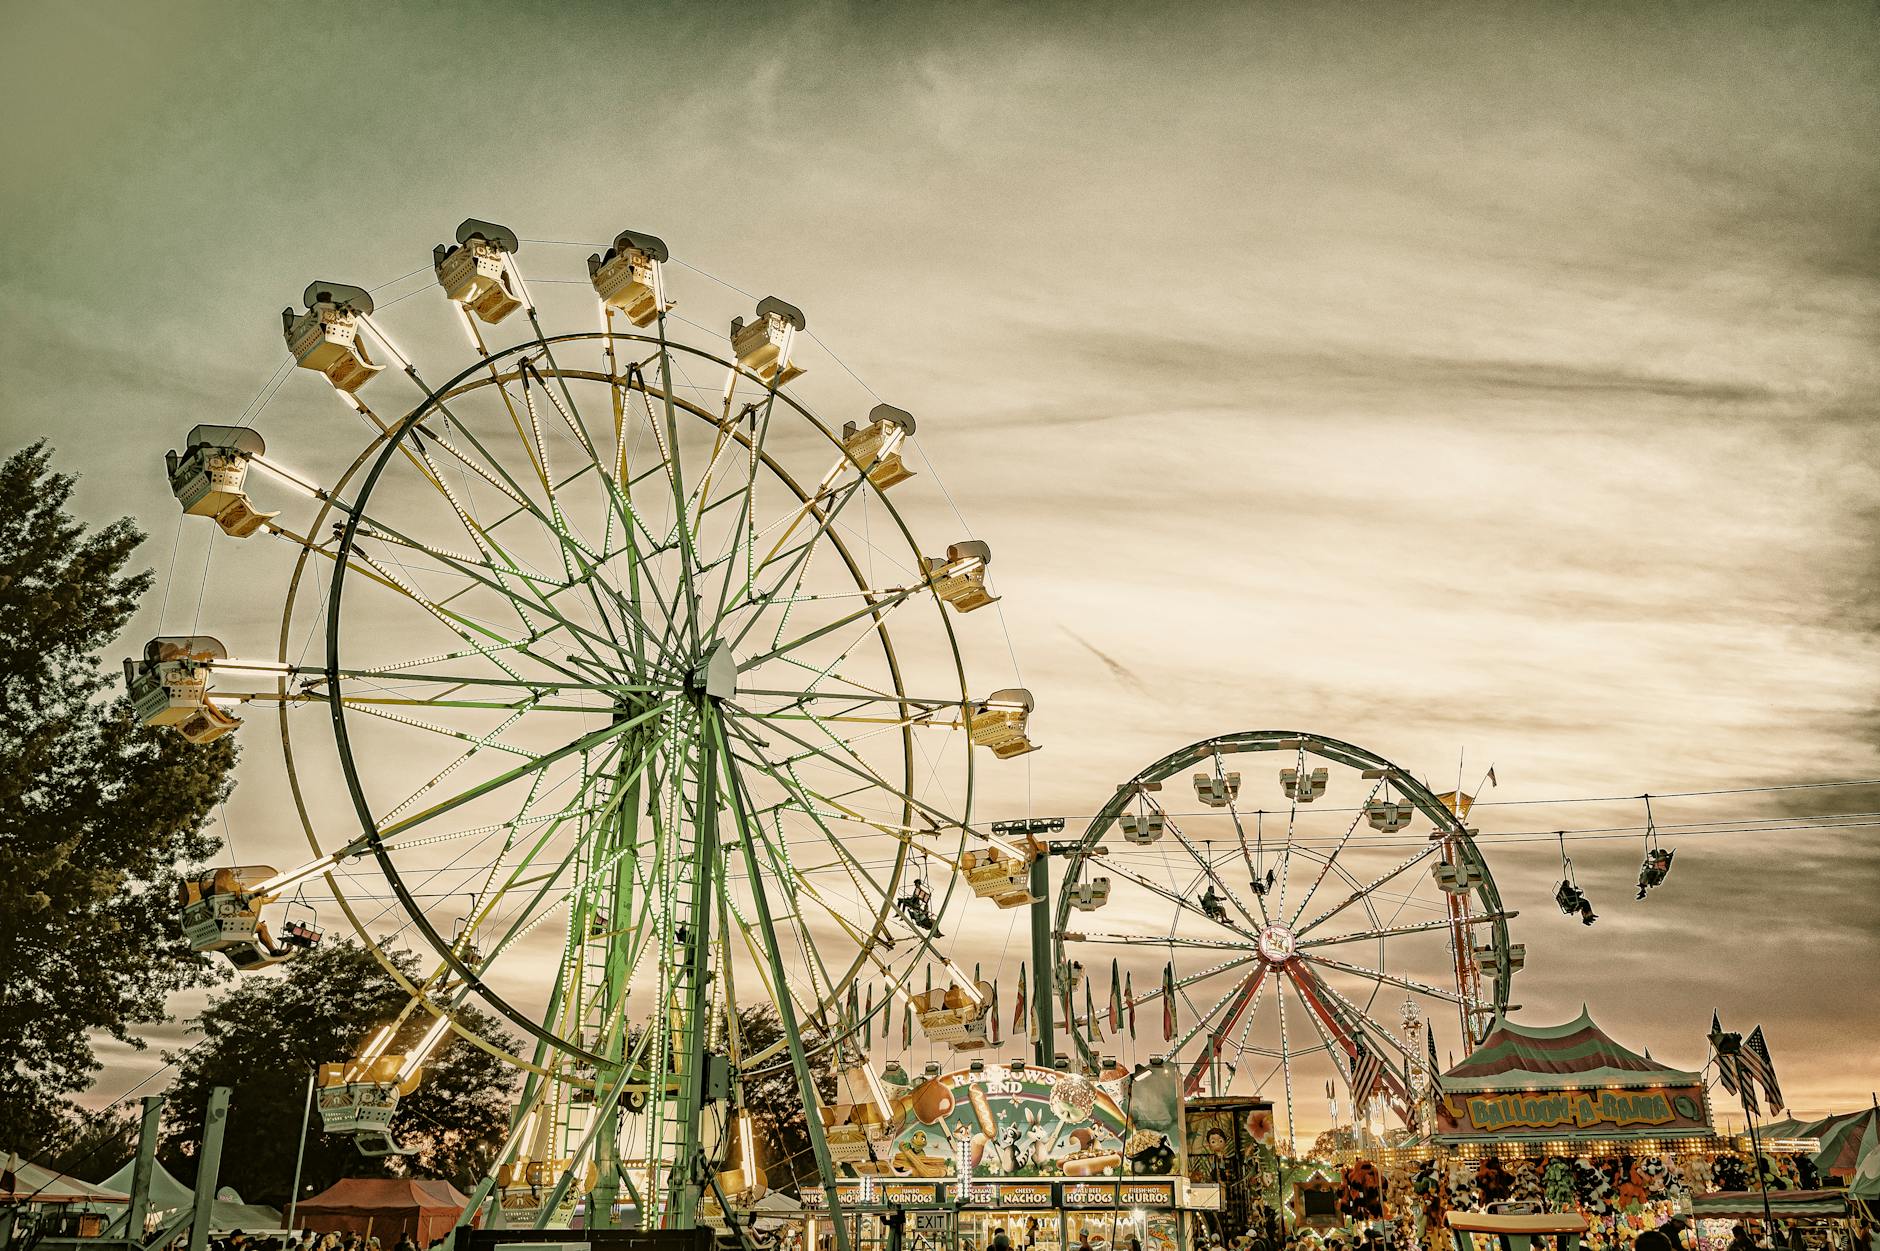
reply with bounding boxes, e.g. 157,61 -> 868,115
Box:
776,1058 -> 1194,1251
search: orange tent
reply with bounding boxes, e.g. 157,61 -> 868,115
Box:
294,1178 -> 471,1246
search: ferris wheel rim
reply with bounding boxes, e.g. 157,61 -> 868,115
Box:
307,327 -> 978,1072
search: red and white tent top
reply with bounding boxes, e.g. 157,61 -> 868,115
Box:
1438,1008 -> 1703,1093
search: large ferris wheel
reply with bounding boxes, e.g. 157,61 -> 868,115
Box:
1052,731 -> 1521,1149
136,221 -> 1037,1240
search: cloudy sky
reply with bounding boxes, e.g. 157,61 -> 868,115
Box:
4,1 -> 1877,1134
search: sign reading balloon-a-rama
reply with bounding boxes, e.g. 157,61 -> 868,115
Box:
859,1060 -> 1185,1179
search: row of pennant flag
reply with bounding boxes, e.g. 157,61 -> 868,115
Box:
839,961 -> 1192,1048
1709,1011 -> 1786,1115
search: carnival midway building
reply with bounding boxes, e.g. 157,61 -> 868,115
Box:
739,1057 -> 1202,1251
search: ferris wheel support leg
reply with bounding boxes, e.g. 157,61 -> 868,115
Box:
714,715 -> 853,1251
662,715 -> 724,1230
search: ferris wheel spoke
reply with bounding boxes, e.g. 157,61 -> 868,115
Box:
1295,842 -> 1442,937
1053,930 -> 1254,952
1094,856 -> 1257,941
721,471 -> 876,654
1285,777 -> 1386,929
1298,913 -> 1508,950
1155,803 -> 1265,931
735,578 -> 931,674
371,699 -> 672,840
1299,953 -> 1465,1005
1297,967 -> 1418,1071
1177,964 -> 1270,1093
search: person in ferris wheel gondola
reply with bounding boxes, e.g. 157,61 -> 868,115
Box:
1200,884 -> 1229,923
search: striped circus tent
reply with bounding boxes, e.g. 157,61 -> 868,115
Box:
1761,1105 -> 1880,1184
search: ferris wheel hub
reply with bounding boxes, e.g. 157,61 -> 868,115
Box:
688,638 -> 739,701
1255,922 -> 1298,964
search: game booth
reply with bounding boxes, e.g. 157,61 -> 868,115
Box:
744,1057 -> 1198,1251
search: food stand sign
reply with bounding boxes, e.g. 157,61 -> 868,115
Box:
1434,1084 -> 1711,1139
879,1061 -> 1184,1179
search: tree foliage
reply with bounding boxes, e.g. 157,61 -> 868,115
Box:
0,442 -> 236,1142
162,939 -> 521,1204
734,1006 -> 837,1197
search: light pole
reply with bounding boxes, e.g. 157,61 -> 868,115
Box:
287,1068 -> 317,1234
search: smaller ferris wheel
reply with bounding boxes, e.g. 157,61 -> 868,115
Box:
1053,731 -> 1521,1147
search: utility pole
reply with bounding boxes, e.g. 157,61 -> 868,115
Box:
992,818 -> 1068,1068
125,1096 -> 165,1244
187,1087 -> 231,1251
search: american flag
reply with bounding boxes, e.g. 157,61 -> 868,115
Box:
1348,1036 -> 1384,1112
1426,1028 -> 1445,1100
1709,1011 -> 1739,1095
1741,1026 -> 1784,1112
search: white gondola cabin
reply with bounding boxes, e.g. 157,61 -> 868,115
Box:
588,228 -> 671,327
317,1055 -> 419,1157
1281,765 -> 1328,803
434,219 -> 523,324
1431,860 -> 1484,894
166,425 -> 278,539
841,403 -> 916,490
1193,771 -> 1241,807
1474,942 -> 1525,976
912,980 -> 994,1050
125,636 -> 240,744
922,541 -> 997,613
1120,811 -> 1165,845
1364,799 -> 1415,832
961,845 -> 1038,908
968,687 -> 1038,759
730,296 -> 806,385
178,865 -> 318,971
1067,877 -> 1110,911
283,282 -> 383,393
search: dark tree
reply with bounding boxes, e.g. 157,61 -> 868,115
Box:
734,1006 -> 837,1197
0,442 -> 236,1143
162,939 -> 520,1204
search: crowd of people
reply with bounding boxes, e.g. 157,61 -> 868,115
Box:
210,1230 -> 432,1251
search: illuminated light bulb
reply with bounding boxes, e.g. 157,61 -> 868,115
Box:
357,1025 -> 393,1065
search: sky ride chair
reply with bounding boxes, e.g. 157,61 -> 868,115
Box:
967,687 -> 1039,759
895,876 -> 942,935
841,403 -> 917,490
588,228 -> 671,326
433,219 -> 523,324
923,541 -> 998,612
1067,877 -> 1111,911
1199,885 -> 1230,924
124,635 -> 241,744
283,282 -> 384,394
178,866 -> 320,971
318,1053 -> 422,1158
166,425 -> 277,539
730,296 -> 807,385
1637,847 -> 1675,899
1636,798 -> 1674,899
